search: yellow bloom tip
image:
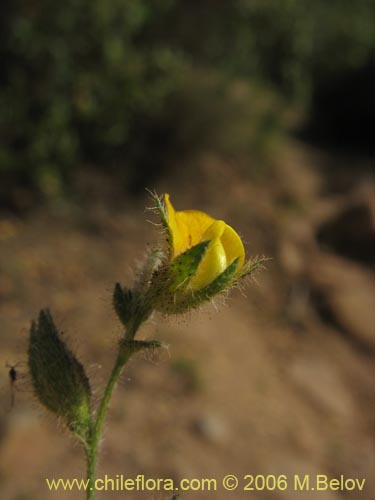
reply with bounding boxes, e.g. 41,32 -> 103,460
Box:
163,194 -> 245,290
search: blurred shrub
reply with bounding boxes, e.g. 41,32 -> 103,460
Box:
0,0 -> 184,205
164,0 -> 373,99
157,69 -> 285,156
164,0 -> 373,151
0,0 -> 372,206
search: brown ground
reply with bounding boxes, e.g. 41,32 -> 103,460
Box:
0,139 -> 374,500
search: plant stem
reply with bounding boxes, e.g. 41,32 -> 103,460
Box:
85,332 -> 137,500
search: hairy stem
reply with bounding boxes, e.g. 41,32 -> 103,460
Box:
85,323 -> 140,500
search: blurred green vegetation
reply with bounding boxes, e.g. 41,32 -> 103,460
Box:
164,0 -> 372,98
0,0 -> 372,207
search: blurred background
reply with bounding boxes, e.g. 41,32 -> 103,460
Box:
0,1 -> 374,499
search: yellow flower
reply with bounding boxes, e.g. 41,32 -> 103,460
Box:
114,192 -> 264,317
164,194 -> 245,290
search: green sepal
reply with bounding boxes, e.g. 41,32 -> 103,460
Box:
28,310 -> 92,439
172,257 -> 240,313
148,241 -> 210,311
154,192 -> 169,232
155,258 -> 240,314
168,240 -> 210,291
153,191 -> 173,249
196,257 -> 240,299
237,255 -> 268,279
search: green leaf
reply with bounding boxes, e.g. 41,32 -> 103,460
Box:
120,338 -> 164,353
28,309 -> 92,438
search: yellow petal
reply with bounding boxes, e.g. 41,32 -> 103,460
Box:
164,195 -> 245,289
165,194 -> 215,257
164,193 -> 179,252
189,236 -> 227,290
201,219 -> 226,240
220,224 -> 245,271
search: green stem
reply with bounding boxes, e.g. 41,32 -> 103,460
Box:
85,322 -> 140,500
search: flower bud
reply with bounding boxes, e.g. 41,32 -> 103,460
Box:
113,283 -> 134,327
147,193 -> 264,313
113,283 -> 153,337
28,310 -> 92,437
